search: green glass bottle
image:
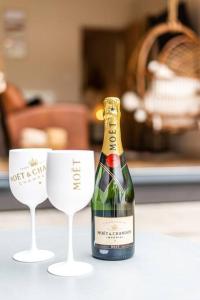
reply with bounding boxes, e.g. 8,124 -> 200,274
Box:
91,97 -> 135,260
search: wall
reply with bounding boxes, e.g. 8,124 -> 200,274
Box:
0,0 -> 140,102
0,1 -> 199,103
134,0 -> 165,19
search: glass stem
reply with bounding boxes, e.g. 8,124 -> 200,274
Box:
30,206 -> 38,251
67,214 -> 74,264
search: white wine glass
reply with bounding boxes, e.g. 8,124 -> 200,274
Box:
9,148 -> 54,262
46,150 -> 95,277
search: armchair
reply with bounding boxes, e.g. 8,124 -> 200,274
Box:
0,83 -> 89,150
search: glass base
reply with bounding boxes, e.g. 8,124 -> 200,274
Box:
13,249 -> 54,263
48,261 -> 93,277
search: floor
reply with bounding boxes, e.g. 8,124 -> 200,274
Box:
1,202 -> 200,243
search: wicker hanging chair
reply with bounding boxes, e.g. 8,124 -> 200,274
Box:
159,35 -> 200,79
127,0 -> 200,133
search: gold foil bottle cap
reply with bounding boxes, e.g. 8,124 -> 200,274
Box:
104,97 -> 120,116
104,97 -> 120,105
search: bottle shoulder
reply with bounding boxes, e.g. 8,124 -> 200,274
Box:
92,152 -> 134,208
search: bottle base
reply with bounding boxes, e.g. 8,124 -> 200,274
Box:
92,247 -> 134,261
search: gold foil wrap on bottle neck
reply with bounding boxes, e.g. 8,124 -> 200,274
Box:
102,97 -> 123,156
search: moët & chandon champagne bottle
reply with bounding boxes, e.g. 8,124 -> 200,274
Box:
91,97 -> 135,260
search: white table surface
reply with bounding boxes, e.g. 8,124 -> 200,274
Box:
1,228 -> 200,300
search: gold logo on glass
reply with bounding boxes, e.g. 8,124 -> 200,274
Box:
29,158 -> 38,167
10,158 -> 46,186
72,160 -> 81,190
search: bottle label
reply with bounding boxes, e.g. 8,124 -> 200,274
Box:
94,216 -> 133,249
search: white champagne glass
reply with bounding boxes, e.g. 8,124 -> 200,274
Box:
46,150 -> 95,277
9,149 -> 54,262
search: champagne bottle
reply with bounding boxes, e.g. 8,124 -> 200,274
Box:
91,97 -> 135,260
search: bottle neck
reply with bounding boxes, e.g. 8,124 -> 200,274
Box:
102,113 -> 123,156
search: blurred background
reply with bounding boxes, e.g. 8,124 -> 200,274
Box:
0,0 -> 200,237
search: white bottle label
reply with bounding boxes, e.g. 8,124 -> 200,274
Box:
95,216 -> 133,248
